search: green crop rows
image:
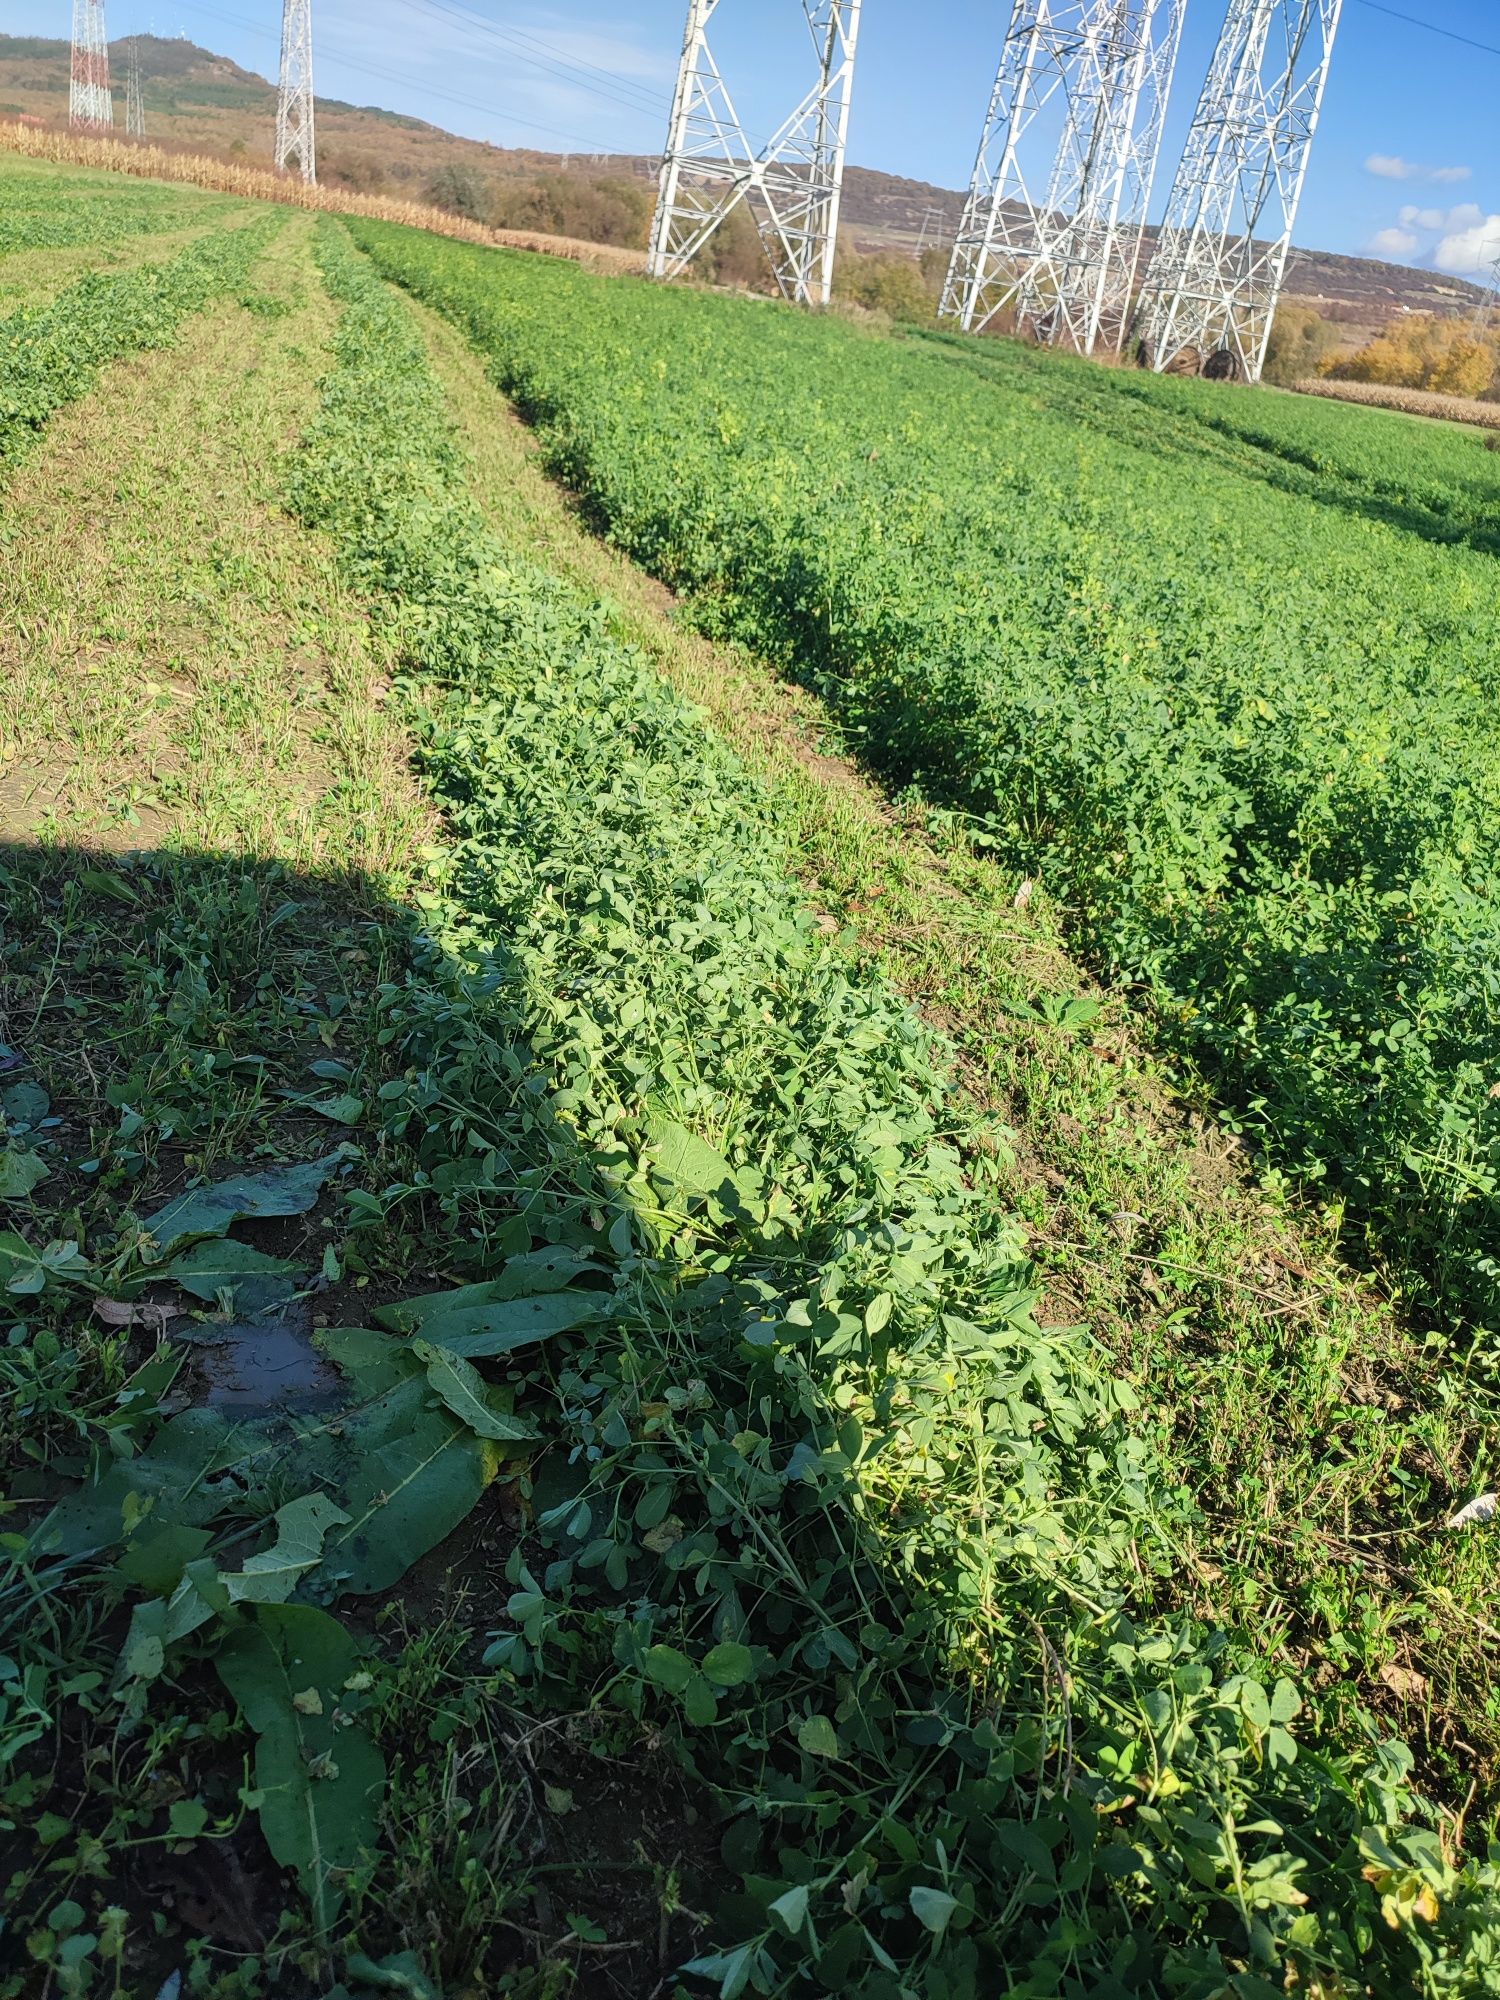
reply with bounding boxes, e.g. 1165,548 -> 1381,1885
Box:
106,218 -> 1500,1993
1,215 -> 276,466
6,162 -> 1500,1997
920,327 -> 1500,557
0,158 -> 229,259
353,222 -> 1500,1350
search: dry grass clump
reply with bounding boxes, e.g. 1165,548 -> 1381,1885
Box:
0,121 -> 646,276
1294,374 -> 1500,431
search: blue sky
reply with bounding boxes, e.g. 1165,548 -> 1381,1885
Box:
10,0 -> 1500,271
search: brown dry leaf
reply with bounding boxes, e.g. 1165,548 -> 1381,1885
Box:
1378,1662 -> 1430,1701
92,1296 -> 179,1332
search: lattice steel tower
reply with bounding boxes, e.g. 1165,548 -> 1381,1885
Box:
125,36 -> 146,139
940,0 -> 1187,356
648,1 -> 863,307
1134,0 -> 1344,380
276,0 -> 317,184
70,1 -> 113,133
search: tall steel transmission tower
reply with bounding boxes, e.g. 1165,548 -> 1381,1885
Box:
70,1 -> 114,133
276,0 -> 317,185
648,2 -> 863,308
125,36 -> 146,139
1134,0 -> 1344,381
940,0 -> 1187,356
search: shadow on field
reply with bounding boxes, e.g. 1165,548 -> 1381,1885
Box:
0,837 -> 722,1999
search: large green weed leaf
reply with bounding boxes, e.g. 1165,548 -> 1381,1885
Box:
647,1119 -> 735,1197
397,1291 -> 601,1358
216,1605 -> 385,1934
373,1245 -> 596,1333
304,1376 -> 503,1596
30,1408 -> 242,1559
143,1154 -> 342,1253
223,1493 -> 352,1604
162,1239 -> 302,1302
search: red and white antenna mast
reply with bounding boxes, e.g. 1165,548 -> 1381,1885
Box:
70,1 -> 114,133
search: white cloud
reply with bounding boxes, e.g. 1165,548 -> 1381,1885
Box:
1434,213 -> 1500,276
1369,226 -> 1420,259
1365,153 -> 1472,185
1398,204 -> 1446,230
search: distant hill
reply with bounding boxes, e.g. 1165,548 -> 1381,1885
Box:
1,29 -> 1485,344
0,32 -> 589,192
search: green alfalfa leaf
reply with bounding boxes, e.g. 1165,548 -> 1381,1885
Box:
412,1341 -> 537,1443
215,1604 -> 385,1935
0,1229 -> 42,1293
908,1885 -> 958,1936
168,1799 -> 210,1840
0,1147 -> 48,1201
768,1884 -> 810,1938
1270,1677 -> 1302,1723
796,1713 -> 841,1759
681,1674 -> 719,1726
642,1644 -> 694,1695
701,1641 -> 755,1689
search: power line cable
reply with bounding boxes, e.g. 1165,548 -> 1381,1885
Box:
397,0 -> 670,123
1352,0 -> 1500,61
393,0 -> 776,154
186,0 -> 614,151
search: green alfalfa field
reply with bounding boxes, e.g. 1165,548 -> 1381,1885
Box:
3,145 -> 1500,1999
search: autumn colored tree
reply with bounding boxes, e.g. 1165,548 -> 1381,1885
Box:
1262,304 -> 1337,386
1334,312 -> 1500,399
489,173 -> 653,251
834,241 -> 939,322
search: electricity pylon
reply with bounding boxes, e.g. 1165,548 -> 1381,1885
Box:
940,0 -> 1187,357
70,1 -> 113,133
1134,0 -> 1344,381
125,36 -> 146,138
1472,249 -> 1500,333
648,1 -> 863,308
276,0 -> 317,185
